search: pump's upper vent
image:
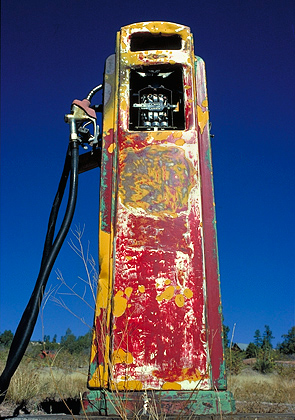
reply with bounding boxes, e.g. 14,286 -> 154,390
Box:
130,33 -> 182,51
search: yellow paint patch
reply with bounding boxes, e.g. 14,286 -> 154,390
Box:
202,98 -> 208,107
88,364 -> 108,388
183,288 -> 193,299
156,285 -> 175,302
125,255 -> 132,260
115,380 -> 143,391
175,294 -> 185,307
107,143 -> 116,153
113,348 -> 133,365
197,104 -> 209,134
181,367 -> 203,381
124,287 -> 133,298
175,138 -> 185,146
88,334 -> 111,387
96,230 -> 112,313
176,285 -> 181,290
162,382 -> 182,390
113,290 -> 127,317
90,336 -> 97,362
96,278 -> 109,313
138,285 -> 145,293
164,279 -> 171,285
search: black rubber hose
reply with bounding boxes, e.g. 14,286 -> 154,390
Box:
41,148 -> 71,267
0,143 -> 79,403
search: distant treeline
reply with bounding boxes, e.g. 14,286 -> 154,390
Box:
1,325 -> 294,357
0,328 -> 92,355
222,324 -> 295,356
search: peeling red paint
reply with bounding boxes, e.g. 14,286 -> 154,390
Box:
88,22 -> 227,394
195,57 -> 226,389
110,23 -> 209,388
100,129 -> 114,233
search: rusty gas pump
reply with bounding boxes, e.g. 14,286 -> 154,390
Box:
0,20 -> 235,415
82,22 -> 235,416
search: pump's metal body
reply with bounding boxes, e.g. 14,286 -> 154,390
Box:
83,22 -> 235,416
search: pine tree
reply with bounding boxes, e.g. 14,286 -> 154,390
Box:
254,329 -> 262,347
278,326 -> 295,355
223,324 -> 230,348
262,325 -> 274,349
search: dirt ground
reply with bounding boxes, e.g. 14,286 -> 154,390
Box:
1,400 -> 295,419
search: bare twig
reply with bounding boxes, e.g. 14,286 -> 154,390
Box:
49,225 -> 98,328
41,284 -> 58,343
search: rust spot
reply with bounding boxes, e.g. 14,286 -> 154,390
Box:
153,366 -> 205,382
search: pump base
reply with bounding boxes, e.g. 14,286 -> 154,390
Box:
82,389 -> 235,416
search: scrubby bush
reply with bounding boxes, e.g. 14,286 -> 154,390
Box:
0,330 -> 14,348
225,347 -> 245,375
254,347 -> 275,374
246,342 -> 258,358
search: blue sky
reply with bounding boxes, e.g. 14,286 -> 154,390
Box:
1,0 -> 294,347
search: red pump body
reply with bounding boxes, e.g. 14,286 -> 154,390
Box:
83,22 -> 235,416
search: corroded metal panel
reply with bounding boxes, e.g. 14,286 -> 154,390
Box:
88,22 -> 227,397
195,57 -> 227,389
88,53 -> 118,388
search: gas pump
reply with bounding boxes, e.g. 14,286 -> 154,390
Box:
0,21 -> 235,416
83,22 -> 235,416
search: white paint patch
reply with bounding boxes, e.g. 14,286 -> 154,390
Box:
154,275 -> 172,289
134,364 -> 157,376
177,378 -> 211,390
175,251 -> 191,287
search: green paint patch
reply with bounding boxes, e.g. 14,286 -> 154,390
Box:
82,389 -> 235,416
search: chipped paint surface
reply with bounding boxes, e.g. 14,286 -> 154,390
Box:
195,56 -> 226,389
88,22 -> 227,395
88,54 -> 119,388
111,22 -> 209,392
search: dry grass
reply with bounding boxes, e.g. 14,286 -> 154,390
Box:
0,348 -> 89,408
2,352 -> 295,415
228,369 -> 295,413
5,364 -> 87,405
230,372 -> 295,404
